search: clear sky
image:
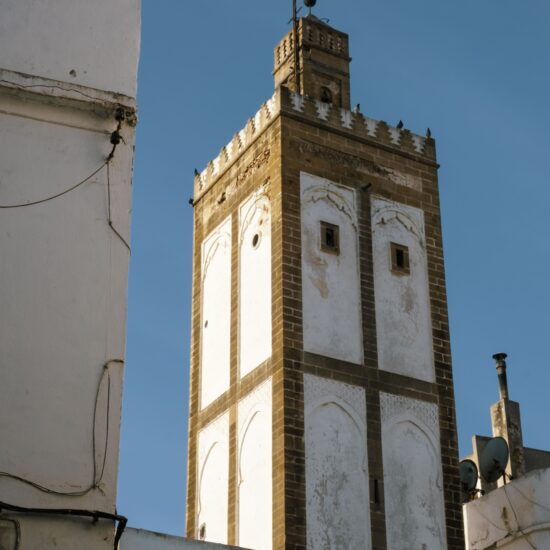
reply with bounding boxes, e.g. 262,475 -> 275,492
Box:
117,0 -> 550,537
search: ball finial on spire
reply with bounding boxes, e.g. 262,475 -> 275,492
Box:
304,0 -> 316,15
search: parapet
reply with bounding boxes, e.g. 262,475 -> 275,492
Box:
194,86 -> 436,200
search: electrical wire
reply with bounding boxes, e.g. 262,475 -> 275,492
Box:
0,517 -> 21,550
0,161 -> 109,209
0,79 -> 113,103
0,359 -> 123,497
503,485 -> 537,550
0,501 -> 127,550
509,481 -> 550,513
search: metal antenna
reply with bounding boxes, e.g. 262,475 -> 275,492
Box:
292,0 -> 300,93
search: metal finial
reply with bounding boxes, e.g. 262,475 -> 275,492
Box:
304,0 -> 316,15
492,352 -> 509,400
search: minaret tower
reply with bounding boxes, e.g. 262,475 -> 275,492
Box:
186,7 -> 464,550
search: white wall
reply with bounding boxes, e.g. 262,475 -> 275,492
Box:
197,413 -> 230,545
380,393 -> 447,550
300,172 -> 363,365
464,467 -> 550,550
239,187 -> 272,378
304,374 -> 371,549
371,197 -> 434,382
122,528 -> 244,550
0,0 -> 141,97
237,379 -> 273,550
201,217 -> 232,408
0,2 -> 139,547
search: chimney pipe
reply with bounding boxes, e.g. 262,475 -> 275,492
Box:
493,352 -> 509,400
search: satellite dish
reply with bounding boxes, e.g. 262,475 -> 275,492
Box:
459,459 -> 479,493
479,437 -> 509,483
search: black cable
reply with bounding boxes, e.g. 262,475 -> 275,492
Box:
106,161 -> 131,252
0,360 -> 123,497
0,161 -> 109,209
0,501 -> 127,550
503,485 -> 537,549
0,517 -> 21,550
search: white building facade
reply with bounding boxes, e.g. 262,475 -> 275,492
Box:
0,0 -> 140,547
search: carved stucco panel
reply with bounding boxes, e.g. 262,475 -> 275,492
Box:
380,392 -> 447,550
304,374 -> 372,550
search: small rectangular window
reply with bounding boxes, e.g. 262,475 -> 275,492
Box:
390,242 -> 410,274
320,221 -> 340,254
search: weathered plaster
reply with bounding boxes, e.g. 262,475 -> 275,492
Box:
122,528 -> 244,549
304,374 -> 372,549
237,378 -> 273,550
381,393 -> 447,549
239,187 -> 272,378
201,217 -> 232,408
0,0 -> 141,97
464,466 -> 550,550
301,172 -> 363,365
371,196 -> 435,382
197,412 -> 230,545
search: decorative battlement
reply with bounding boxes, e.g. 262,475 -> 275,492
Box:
194,87 -> 435,200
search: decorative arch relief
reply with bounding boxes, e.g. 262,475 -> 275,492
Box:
201,216 -> 232,409
304,374 -> 372,550
237,378 -> 273,550
239,187 -> 272,378
301,172 -> 363,365
197,412 -> 230,545
371,196 -> 435,382
380,392 -> 447,550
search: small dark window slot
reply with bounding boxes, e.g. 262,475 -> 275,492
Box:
320,221 -> 340,255
390,242 -> 410,275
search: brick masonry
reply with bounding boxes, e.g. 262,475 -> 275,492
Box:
186,14 -> 464,550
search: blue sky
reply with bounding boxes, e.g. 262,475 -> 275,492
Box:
117,0 -> 550,537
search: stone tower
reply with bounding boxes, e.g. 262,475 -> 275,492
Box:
186,14 -> 464,550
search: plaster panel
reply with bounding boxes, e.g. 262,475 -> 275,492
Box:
371,196 -> 434,382
0,0 -> 140,97
464,466 -> 550,549
197,412 -> 230,545
239,187 -> 272,377
300,172 -> 363,364
304,374 -> 371,550
237,379 -> 273,550
201,217 -> 232,408
0,105 -> 133,512
380,393 -> 447,550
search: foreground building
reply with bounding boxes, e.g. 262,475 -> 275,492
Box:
462,355 -> 550,549
186,12 -> 464,550
0,0 -> 139,547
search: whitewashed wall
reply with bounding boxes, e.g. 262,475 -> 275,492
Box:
371,197 -> 434,382
304,374 -> 371,549
197,413 -> 230,545
464,466 -> 550,550
122,528 -> 243,549
239,187 -> 272,377
301,172 -> 363,365
0,1 -> 139,546
380,393 -> 447,550
237,379 -> 273,550
201,217 -> 232,408
0,0 -> 140,97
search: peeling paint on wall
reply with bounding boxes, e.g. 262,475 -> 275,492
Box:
371,196 -> 435,382
197,412 -> 230,545
239,187 -> 272,378
237,378 -> 273,550
301,172 -> 363,365
304,375 -> 372,550
381,393 -> 447,550
201,217 -> 232,408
